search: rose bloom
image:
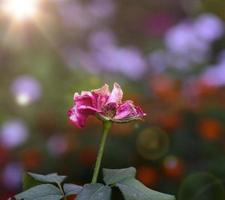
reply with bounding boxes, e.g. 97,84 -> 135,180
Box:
68,83 -> 146,128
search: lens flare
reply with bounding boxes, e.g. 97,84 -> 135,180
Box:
136,127 -> 170,160
178,172 -> 225,200
16,93 -> 31,106
11,75 -> 42,106
2,0 -> 39,21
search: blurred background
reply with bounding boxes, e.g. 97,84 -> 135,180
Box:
0,0 -> 225,199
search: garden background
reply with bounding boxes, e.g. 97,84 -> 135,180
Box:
0,0 -> 225,199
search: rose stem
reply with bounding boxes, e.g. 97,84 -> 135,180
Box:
91,121 -> 112,183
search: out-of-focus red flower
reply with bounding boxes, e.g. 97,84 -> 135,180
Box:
66,195 -> 76,200
157,113 -> 181,131
137,166 -> 158,187
163,156 -> 185,179
68,83 -> 146,128
149,75 -> 180,102
21,148 -> 42,170
198,119 -> 222,140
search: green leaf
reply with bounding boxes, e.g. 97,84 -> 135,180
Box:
103,167 -> 175,200
76,183 -> 112,200
14,184 -> 63,200
103,167 -> 136,185
63,183 -> 83,196
27,172 -> 66,184
117,179 -> 175,200
23,173 -> 44,190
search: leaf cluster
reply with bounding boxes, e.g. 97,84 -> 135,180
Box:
13,167 -> 175,200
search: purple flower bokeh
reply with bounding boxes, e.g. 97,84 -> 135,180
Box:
58,0 -> 114,30
201,54 -> 225,86
2,162 -> 23,189
0,120 -> 29,149
194,14 -> 224,42
149,13 -> 224,70
89,30 -> 146,80
165,22 -> 209,59
89,30 -> 116,50
91,45 -> 146,80
11,75 -> 42,106
62,30 -> 147,80
47,135 -> 68,156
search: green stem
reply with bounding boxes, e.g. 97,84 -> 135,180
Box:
91,121 -> 112,183
57,182 -> 66,200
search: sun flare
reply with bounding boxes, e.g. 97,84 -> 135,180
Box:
2,0 -> 39,21
16,93 -> 31,106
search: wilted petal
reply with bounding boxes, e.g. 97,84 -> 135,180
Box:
114,101 -> 145,120
114,101 -> 135,120
91,84 -> 110,109
78,105 -> 99,114
107,82 -> 123,104
102,102 -> 117,118
74,92 -> 94,107
68,106 -> 88,128
91,93 -> 107,110
92,84 -> 110,96
68,83 -> 146,128
134,105 -> 146,118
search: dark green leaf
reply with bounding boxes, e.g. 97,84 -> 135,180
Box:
23,173 -> 44,190
27,172 -> 66,184
103,167 -> 175,200
103,167 -> 136,185
76,183 -> 111,200
14,184 -> 63,200
63,183 -> 83,196
117,179 -> 175,200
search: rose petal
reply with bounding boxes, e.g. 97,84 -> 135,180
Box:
114,101 -> 136,120
90,93 -> 106,110
68,106 -> 88,128
114,101 -> 146,120
92,84 -> 110,96
78,105 -> 99,115
74,92 -> 94,107
102,102 -> 117,118
134,105 -> 146,117
107,82 -> 123,104
69,83 -> 146,128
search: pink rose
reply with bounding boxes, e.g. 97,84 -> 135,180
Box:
68,83 -> 146,128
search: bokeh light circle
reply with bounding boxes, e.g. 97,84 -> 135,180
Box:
47,135 -> 68,156
178,172 -> 225,200
2,162 -> 23,189
163,155 -> 185,178
11,75 -> 42,106
136,127 -> 170,160
0,119 -> 29,149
